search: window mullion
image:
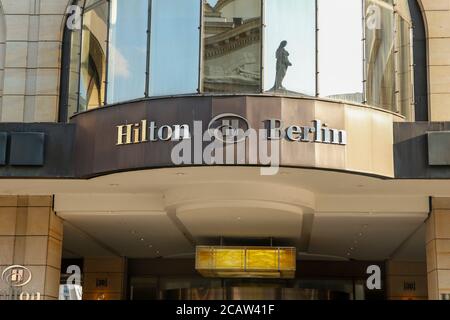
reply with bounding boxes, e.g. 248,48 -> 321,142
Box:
145,0 -> 152,97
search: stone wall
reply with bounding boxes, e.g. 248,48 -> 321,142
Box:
418,0 -> 450,120
0,0 -> 71,122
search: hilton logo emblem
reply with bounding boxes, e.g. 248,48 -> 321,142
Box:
2,265 -> 32,287
0,265 -> 41,300
208,113 -> 250,144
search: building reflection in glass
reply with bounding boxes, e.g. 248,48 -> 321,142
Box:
365,0 -> 396,111
70,0 -> 414,120
79,1 -> 108,111
396,0 -> 413,119
67,2 -> 82,119
202,0 -> 262,93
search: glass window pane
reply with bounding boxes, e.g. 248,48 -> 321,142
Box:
202,0 -> 261,93
149,0 -> 200,96
85,0 -> 101,8
264,0 -> 315,96
397,16 -> 412,119
79,1 -> 108,111
68,27 -> 81,117
318,0 -> 363,103
395,0 -> 411,23
107,0 -> 148,103
365,0 -> 396,111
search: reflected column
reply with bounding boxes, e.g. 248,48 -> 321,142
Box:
365,0 -> 396,112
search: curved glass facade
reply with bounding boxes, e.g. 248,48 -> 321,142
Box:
67,0 -> 414,118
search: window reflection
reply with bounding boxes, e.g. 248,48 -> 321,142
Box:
85,0 -> 102,8
264,0 -> 315,96
68,16 -> 81,118
149,0 -> 200,96
69,0 -> 415,119
318,0 -> 363,103
202,0 -> 261,93
272,41 -> 292,91
396,10 -> 413,118
365,0 -> 396,111
79,1 -> 108,111
107,0 -> 148,103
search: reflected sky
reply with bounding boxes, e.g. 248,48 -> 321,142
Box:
264,0 -> 316,95
149,0 -> 200,96
207,0 -> 219,7
318,0 -> 363,98
108,0 -> 147,103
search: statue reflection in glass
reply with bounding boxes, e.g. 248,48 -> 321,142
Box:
272,40 -> 292,91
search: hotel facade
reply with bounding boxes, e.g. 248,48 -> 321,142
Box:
0,0 -> 450,300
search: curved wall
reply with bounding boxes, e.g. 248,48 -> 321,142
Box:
72,95 -> 401,178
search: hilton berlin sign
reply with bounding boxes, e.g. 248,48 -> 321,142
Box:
116,114 -> 347,146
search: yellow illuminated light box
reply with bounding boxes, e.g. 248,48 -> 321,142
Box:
195,246 -> 296,279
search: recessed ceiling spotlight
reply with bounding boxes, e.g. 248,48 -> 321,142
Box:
358,232 -> 363,237
176,172 -> 185,176
347,252 -> 351,256
156,250 -> 160,255
237,217 -> 242,221
350,247 -> 354,251
140,237 -> 145,241
148,244 -> 153,248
